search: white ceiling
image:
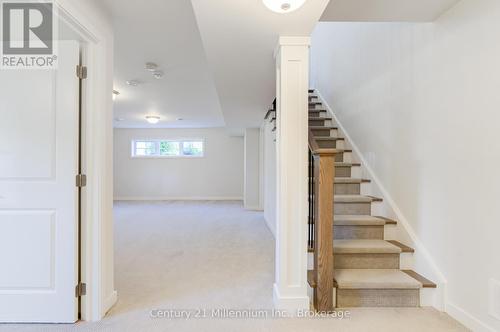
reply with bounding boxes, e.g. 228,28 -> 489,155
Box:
102,0 -> 225,129
320,0 -> 460,22
191,0 -> 330,134
104,0 -> 458,132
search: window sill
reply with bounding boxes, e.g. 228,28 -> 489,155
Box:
130,155 -> 205,159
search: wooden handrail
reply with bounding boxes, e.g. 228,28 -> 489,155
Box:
308,128 -> 338,312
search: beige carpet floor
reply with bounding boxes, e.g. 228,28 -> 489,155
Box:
0,201 -> 468,332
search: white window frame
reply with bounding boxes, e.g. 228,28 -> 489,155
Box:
131,139 -> 205,158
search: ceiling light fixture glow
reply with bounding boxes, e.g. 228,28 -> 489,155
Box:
262,0 -> 306,13
145,62 -> 158,72
152,70 -> 164,80
126,80 -> 140,86
145,116 -> 160,124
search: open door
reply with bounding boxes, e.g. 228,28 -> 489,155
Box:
0,41 -> 81,323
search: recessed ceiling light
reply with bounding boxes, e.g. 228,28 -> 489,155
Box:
126,80 -> 140,86
152,70 -> 164,80
145,116 -> 160,124
145,62 -> 158,72
262,0 -> 306,13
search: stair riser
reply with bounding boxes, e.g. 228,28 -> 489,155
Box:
335,153 -> 345,163
309,110 -> 326,116
317,140 -> 342,149
335,202 -> 371,215
311,129 -> 338,137
336,289 -> 420,307
334,253 -> 400,269
335,183 -> 360,195
309,119 -> 330,126
334,225 -> 384,240
335,166 -> 351,177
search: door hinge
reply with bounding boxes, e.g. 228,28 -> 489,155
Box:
76,174 -> 87,187
75,282 -> 87,297
76,65 -> 87,79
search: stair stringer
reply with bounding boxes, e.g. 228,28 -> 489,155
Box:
314,89 -> 447,311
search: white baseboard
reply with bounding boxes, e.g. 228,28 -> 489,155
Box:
446,302 -> 496,332
315,89 -> 447,310
244,205 -> 263,211
114,196 -> 243,201
263,215 -> 276,238
273,283 -> 310,315
103,290 -> 117,316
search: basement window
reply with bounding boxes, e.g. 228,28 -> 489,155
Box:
132,140 -> 204,158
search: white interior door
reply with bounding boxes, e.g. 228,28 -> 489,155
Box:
0,41 -> 80,323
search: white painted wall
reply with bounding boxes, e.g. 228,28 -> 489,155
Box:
311,1 -> 500,330
320,0 -> 459,22
244,128 -> 261,209
263,121 -> 277,237
114,128 -> 243,200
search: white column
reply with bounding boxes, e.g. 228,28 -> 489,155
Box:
273,36 -> 310,312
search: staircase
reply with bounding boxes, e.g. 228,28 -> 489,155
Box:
306,89 -> 436,309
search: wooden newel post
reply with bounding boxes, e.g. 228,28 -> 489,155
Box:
312,149 -> 336,312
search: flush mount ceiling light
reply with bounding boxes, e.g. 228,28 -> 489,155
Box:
152,70 -> 164,80
145,115 -> 160,124
126,80 -> 140,86
145,62 -> 158,72
262,0 -> 306,13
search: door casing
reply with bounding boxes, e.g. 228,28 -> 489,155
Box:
57,0 -> 116,321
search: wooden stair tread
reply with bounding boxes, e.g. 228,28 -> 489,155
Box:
314,137 -> 345,141
387,240 -> 415,253
308,239 -> 414,254
402,270 -> 437,288
334,269 -> 422,289
334,239 -> 404,254
334,195 -> 382,203
309,269 -> 434,290
310,116 -> 332,119
372,216 -> 398,225
310,126 -> 338,130
335,215 -> 392,226
335,162 -> 361,167
310,194 -> 381,203
334,178 -> 370,184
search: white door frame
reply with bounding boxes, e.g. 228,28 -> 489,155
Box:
56,0 -> 114,322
